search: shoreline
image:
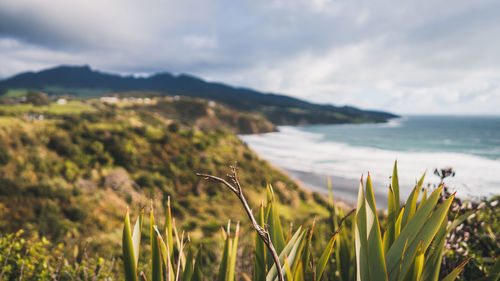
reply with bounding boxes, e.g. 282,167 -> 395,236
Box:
283,168 -> 389,209
240,116 -> 500,207
239,127 -> 393,209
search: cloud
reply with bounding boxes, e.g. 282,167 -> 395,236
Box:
0,0 -> 499,114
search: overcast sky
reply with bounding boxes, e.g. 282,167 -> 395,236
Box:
1,0 -> 499,114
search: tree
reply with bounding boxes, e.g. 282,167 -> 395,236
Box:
26,90 -> 50,106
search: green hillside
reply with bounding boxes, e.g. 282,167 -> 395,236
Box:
0,98 -> 328,278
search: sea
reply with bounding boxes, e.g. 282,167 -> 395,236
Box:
240,116 -> 500,204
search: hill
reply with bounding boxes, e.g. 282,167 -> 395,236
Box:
0,65 -> 398,125
0,100 -> 330,277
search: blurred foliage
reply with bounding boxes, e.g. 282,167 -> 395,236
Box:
0,230 -> 114,280
442,194 -> 500,280
26,91 -> 50,106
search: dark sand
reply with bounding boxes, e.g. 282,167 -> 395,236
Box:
285,169 -> 389,209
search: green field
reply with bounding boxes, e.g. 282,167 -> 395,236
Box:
3,88 -> 30,98
43,86 -> 113,97
0,100 -> 95,115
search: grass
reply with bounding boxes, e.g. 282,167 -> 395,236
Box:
43,86 -> 112,97
3,88 -> 30,98
0,100 -> 95,115
0,116 -> 18,126
2,87 -> 112,98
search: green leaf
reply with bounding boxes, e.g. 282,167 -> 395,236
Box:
421,210 -> 471,281
172,219 -> 186,271
267,228 -> 305,281
401,187 -> 419,230
275,231 -> 305,281
166,196 -> 174,257
417,189 -> 428,212
386,185 -> 442,279
267,184 -> 274,202
364,174 -> 388,281
384,186 -> 397,254
355,179 -> 370,281
151,209 -> 162,281
398,194 -> 455,279
419,219 -> 447,281
217,228 -> 230,281
395,206 -> 404,238
300,223 -> 314,277
392,161 -> 400,212
284,256 -> 293,281
182,246 -> 195,281
254,204 -> 266,281
269,201 -> 286,254
315,233 -> 337,281
336,228 -> 355,281
294,262 -> 304,281
416,172 -> 426,189
155,224 -> 176,281
132,209 -> 144,269
402,241 -> 424,281
441,258 -> 470,281
401,172 -> 426,229
123,210 -> 138,281
227,223 -> 240,281
192,248 -> 204,281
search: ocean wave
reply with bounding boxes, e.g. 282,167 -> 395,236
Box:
240,126 -> 500,199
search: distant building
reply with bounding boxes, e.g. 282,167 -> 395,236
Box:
56,98 -> 67,105
100,96 -> 119,103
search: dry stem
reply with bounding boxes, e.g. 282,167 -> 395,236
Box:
196,165 -> 285,281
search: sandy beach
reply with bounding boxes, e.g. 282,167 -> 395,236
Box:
284,168 -> 390,209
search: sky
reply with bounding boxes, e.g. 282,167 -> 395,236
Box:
1,0 -> 500,115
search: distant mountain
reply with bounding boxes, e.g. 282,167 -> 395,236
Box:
0,65 -> 398,125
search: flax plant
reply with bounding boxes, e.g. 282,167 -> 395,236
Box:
122,162 -> 470,281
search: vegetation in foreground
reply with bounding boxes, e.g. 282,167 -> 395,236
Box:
1,159 -> 499,280
120,163 -> 499,281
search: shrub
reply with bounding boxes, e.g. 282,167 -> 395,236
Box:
37,200 -> 66,239
109,138 -> 138,168
0,145 -> 11,166
136,172 -> 167,189
62,160 -> 79,182
48,133 -> 76,157
64,206 -> 88,222
88,140 -> 104,154
167,122 -> 180,133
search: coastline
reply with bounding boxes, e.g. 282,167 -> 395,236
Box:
284,168 -> 389,209
241,115 -> 500,205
